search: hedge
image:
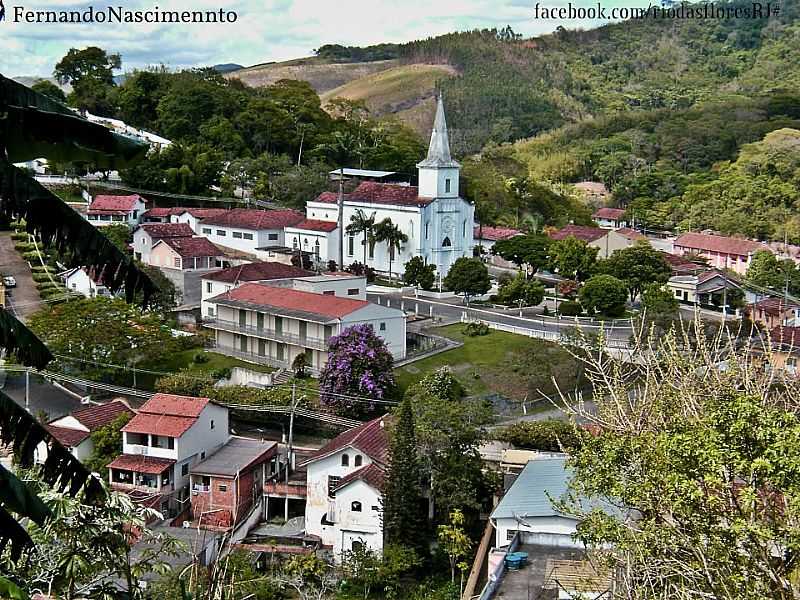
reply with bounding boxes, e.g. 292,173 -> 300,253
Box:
14,242 -> 36,253
11,232 -> 29,241
32,273 -> 56,283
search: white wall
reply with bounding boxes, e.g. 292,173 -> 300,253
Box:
285,228 -> 339,268
493,515 -> 581,549
332,480 -> 383,557
342,304 -> 406,359
198,224 -> 283,254
417,166 -> 459,199
133,229 -> 155,263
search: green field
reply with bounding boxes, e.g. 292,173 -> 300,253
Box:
395,324 -> 586,402
137,348 -> 274,389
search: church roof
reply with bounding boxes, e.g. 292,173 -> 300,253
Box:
312,182 -> 433,208
417,95 -> 460,169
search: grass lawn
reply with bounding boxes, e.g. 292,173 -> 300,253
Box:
395,324 -> 587,403
137,348 -> 275,389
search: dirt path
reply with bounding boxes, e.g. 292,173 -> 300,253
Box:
0,232 -> 43,321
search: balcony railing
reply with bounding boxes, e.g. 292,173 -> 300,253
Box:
202,317 -> 330,351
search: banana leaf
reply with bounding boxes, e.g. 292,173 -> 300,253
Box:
0,575 -> 30,600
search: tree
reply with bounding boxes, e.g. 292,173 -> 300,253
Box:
548,236 -> 598,281
292,352 -> 309,378
102,223 -> 131,253
30,80 -> 66,104
603,242 -> 672,301
373,218 -> 408,280
491,234 -> 551,274
319,324 -> 396,417
84,412 -> 133,474
496,272 -> 545,308
443,258 -> 491,305
560,320 -> 800,599
579,274 -> 628,317
437,509 -> 472,589
54,47 -> 121,114
403,256 -> 436,291
346,209 -> 376,265
383,396 -> 427,551
746,249 -> 800,295
497,420 -> 585,452
641,283 -> 679,317
275,553 -> 337,600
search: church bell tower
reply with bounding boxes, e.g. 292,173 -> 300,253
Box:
417,95 -> 460,199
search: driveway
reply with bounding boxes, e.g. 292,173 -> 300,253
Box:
0,231 -> 43,321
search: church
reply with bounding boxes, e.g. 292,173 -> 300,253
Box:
285,96 -> 475,278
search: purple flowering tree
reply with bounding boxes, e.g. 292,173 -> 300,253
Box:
319,324 -> 396,417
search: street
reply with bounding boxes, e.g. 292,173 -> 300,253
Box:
0,231 -> 44,321
1,371 -> 81,420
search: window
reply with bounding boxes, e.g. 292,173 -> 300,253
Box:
217,230 -> 226,236
372,505 -> 379,511
201,451 -> 206,460
354,455 -> 362,467
442,236 -> 451,247
132,210 -> 139,219
219,484 -> 228,492
379,322 -> 386,331
425,223 -> 429,240
174,257 -> 182,268
203,227 -> 212,234
314,240 -> 320,257
348,288 -> 359,296
351,501 -> 362,512
328,475 -> 341,497
268,233 -> 279,241
210,419 -> 215,430
243,233 -> 254,240
369,242 -> 374,259
323,290 -> 335,296
341,454 -> 349,467
181,463 -> 189,476
232,231 -> 243,239
506,529 -> 517,541
206,282 -> 212,293
292,238 -> 298,249
462,220 -> 466,237
445,178 -> 451,193
207,306 -> 215,317
348,236 -> 354,256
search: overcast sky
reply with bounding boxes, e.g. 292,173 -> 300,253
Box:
0,0 -> 633,78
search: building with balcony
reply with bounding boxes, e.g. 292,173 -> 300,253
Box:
301,415 -> 389,559
86,194 -> 146,227
189,437 -> 277,530
203,282 -> 405,374
108,393 -> 229,516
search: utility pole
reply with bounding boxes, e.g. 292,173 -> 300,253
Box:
337,167 -> 344,271
25,368 -> 29,411
284,382 -> 297,521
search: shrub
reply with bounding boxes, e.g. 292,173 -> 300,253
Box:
497,420 -> 585,452
30,265 -> 55,273
192,353 -> 210,364
155,371 -> 214,397
36,281 -> 62,291
11,232 -> 29,241
558,300 -> 582,316
209,367 -> 232,380
462,321 -> 490,337
32,273 -> 55,283
39,288 -> 69,299
22,250 -> 43,262
15,242 -> 36,253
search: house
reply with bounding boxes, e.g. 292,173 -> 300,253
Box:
284,219 -> 340,269
547,225 -> 637,259
301,415 -> 389,559
37,400 -> 134,464
254,245 -> 311,266
615,227 -> 647,243
197,208 -> 305,254
189,437 -> 277,529
150,237 -> 227,306
59,267 -> 111,299
749,297 -> 800,329
673,232 -> 770,276
203,282 -> 406,374
133,222 -> 195,263
767,326 -> 800,374
592,207 -> 627,229
86,194 -> 146,227
666,270 -> 743,310
305,96 -> 474,277
267,273 -> 368,301
201,261 -> 315,316
108,393 -> 229,516
473,225 -> 522,253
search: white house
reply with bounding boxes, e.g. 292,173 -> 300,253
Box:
203,282 -> 405,374
86,194 -> 146,228
304,96 -> 474,277
37,400 -> 134,464
301,415 -> 389,559
108,393 -> 229,516
197,208 -> 305,255
59,267 -> 111,299
284,219 -> 340,269
592,207 -> 627,229
474,225 -> 523,253
133,222 -> 195,263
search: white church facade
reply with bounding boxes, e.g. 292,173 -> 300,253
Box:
289,97 -> 474,278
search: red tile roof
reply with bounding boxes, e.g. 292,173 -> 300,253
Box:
616,227 -> 646,241
305,415 -> 390,466
211,282 -> 370,319
143,207 -> 229,219
674,232 -> 769,257
474,226 -> 521,241
122,394 -> 211,437
548,225 -> 606,243
770,326 -> 800,347
752,297 -> 800,315
143,207 -> 183,218
108,454 -> 175,474
200,208 -> 304,230
334,463 -> 385,492
46,425 -> 90,447
71,400 -> 134,431
289,219 -> 339,233
204,262 -> 314,284
122,413 -> 197,437
139,223 -> 195,239
159,237 -> 223,259
593,207 -> 626,220
314,182 -> 433,208
88,195 -> 143,214
139,393 -> 211,417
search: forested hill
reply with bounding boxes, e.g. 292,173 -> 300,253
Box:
397,0 -> 800,153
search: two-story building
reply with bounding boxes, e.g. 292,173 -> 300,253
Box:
284,219 -> 340,269
749,297 -> 800,329
86,194 -> 146,228
108,393 -> 229,515
203,282 -> 405,374
150,237 -> 228,306
301,415 -> 389,559
592,207 -> 627,229
548,225 -> 642,259
673,232 -> 770,276
133,222 -> 195,263
197,208 -> 305,254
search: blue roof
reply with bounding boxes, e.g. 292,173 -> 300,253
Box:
491,457 -> 575,520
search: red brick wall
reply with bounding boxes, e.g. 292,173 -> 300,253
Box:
190,465 -> 262,527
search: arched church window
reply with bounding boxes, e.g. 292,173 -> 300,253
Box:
292,238 -> 298,249
445,178 -> 451,193
442,237 -> 452,248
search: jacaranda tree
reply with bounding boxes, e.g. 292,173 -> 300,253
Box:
319,324 -> 396,417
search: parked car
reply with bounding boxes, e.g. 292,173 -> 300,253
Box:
3,276 -> 16,288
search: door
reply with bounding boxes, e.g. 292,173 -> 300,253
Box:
256,312 -> 264,332
239,335 -> 247,353
275,316 -> 283,335
239,310 -> 247,328
299,321 -> 307,342
258,339 -> 266,357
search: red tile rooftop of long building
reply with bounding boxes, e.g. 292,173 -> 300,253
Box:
306,415 -> 391,466
211,282 -> 370,318
108,454 -> 175,474
593,207 -> 626,220
674,232 -> 769,256
143,207 -> 228,219
139,223 -> 195,238
314,182 -> 433,207
289,219 -> 339,232
548,224 -> 606,243
474,226 -> 521,241
88,194 -> 143,213
200,208 -> 304,230
71,400 -> 134,431
160,237 -> 223,258
204,262 -> 314,284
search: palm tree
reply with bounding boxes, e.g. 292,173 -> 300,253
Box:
346,209 -> 376,265
373,218 -> 408,281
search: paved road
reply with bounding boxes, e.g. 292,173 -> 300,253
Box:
0,231 -> 43,321
0,371 -> 81,420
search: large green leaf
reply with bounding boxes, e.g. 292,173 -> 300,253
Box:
0,465 -> 50,525
0,308 -> 53,370
0,575 -> 30,600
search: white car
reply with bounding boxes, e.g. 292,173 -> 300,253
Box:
3,276 -> 16,288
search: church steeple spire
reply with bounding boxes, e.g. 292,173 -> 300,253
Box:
417,94 -> 460,169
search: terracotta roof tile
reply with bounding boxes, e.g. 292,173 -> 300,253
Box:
315,182 -> 432,207
770,326 -> 800,347
139,223 -> 195,239
200,208 -> 304,230
306,415 -> 390,466
46,425 -> 90,447
204,262 -> 314,284
139,393 -> 210,417
334,463 -> 385,492
122,413 -> 197,437
159,237 -> 223,259
615,227 -> 646,241
289,219 -> 339,233
474,226 -> 521,241
548,225 -> 606,243
210,282 -> 369,319
88,195 -> 143,214
71,400 -> 134,431
674,232 -> 769,257
753,297 -> 800,315
108,454 -> 175,474
593,207 -> 626,220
